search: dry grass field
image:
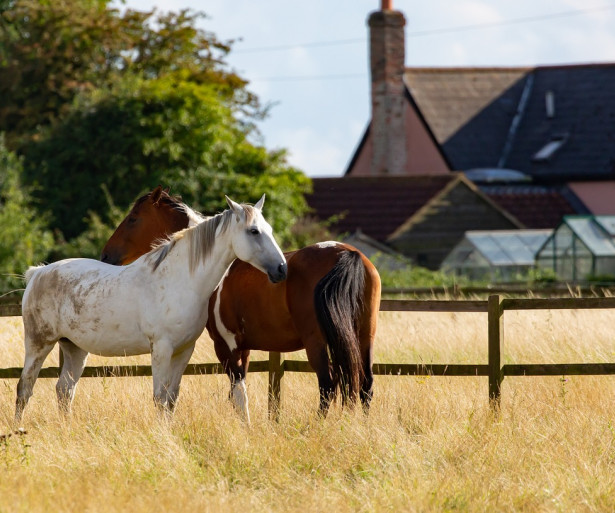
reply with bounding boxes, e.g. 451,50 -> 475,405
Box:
2,305 -> 615,512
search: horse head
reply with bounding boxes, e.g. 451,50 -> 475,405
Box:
226,194 -> 287,283
101,186 -> 190,265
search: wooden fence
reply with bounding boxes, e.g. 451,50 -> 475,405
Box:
3,295 -> 615,416
382,283 -> 615,297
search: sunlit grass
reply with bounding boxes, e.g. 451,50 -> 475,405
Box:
2,303 -> 615,512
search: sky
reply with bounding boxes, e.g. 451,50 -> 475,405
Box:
118,0 -> 615,177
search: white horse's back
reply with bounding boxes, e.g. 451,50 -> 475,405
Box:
22,259 -> 150,356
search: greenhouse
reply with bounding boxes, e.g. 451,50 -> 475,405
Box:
535,216 -> 615,281
441,230 -> 552,282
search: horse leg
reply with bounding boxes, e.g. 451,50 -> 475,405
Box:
213,337 -> 250,423
358,291 -> 378,414
229,367 -> 250,424
164,343 -> 195,412
229,350 -> 252,424
151,341 -> 194,413
359,256 -> 380,414
304,342 -> 335,417
241,349 -> 251,374
56,339 -> 89,416
15,336 -> 56,424
359,344 -> 374,413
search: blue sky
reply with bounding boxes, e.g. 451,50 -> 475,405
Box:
118,0 -> 615,177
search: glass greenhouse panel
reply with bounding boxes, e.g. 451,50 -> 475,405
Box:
595,258 -> 615,278
596,216 -> 615,237
553,224 -> 573,256
567,217 -> 615,256
467,231 -> 551,266
537,216 -> 615,280
471,235 -> 511,265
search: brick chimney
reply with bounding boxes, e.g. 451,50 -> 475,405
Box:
368,0 -> 407,175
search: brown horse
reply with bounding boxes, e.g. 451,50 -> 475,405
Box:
102,186 -> 381,420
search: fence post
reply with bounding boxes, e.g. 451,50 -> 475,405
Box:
268,351 -> 283,420
488,294 -> 504,410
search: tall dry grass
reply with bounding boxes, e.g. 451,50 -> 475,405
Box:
1,307 -> 615,512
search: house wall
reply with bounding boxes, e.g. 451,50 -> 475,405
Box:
568,182 -> 615,215
349,101 -> 450,176
387,182 -> 519,269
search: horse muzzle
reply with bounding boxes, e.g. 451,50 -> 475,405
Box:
267,262 -> 288,284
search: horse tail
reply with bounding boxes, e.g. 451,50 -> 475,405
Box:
24,264 -> 45,285
314,249 -> 365,406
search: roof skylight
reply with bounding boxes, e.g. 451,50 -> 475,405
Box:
533,134 -> 568,162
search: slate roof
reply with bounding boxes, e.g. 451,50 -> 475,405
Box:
480,184 -> 590,229
404,63 -> 615,183
405,67 -> 528,169
307,175 -> 457,241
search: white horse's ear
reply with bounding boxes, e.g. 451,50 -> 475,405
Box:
254,194 -> 265,211
225,195 -> 243,220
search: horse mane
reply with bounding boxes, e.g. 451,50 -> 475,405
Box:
129,189 -> 204,228
178,202 -> 207,227
148,204 -> 257,274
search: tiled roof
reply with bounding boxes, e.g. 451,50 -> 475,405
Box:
405,67 -> 528,161
404,64 -> 615,183
480,184 -> 589,229
307,175 -> 457,241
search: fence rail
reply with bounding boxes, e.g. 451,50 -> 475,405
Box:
3,296 -> 615,414
382,283 -> 615,297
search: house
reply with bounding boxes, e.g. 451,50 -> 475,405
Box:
400,65 -> 615,217
307,0 -> 613,272
536,216 -> 615,281
308,173 -> 522,270
441,229 -> 552,282
345,2 -> 615,216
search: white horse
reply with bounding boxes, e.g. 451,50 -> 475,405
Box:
15,195 -> 287,423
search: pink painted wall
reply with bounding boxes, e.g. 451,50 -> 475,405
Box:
348,99 -> 450,176
405,101 -> 450,174
568,181 -> 615,215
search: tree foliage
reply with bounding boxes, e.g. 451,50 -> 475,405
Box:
0,139 -> 54,295
1,0 -> 312,255
0,0 -> 262,149
21,74 -> 310,245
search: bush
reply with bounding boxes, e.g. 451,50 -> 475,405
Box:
0,139 -> 54,298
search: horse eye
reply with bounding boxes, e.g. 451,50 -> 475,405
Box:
250,228 -> 260,235
127,217 -> 137,226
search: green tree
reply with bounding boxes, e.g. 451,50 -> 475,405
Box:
0,0 -> 262,149
52,185 -> 128,261
0,138 -> 54,296
2,0 -> 311,252
21,74 -> 310,247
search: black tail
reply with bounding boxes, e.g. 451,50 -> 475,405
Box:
314,250 -> 365,406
